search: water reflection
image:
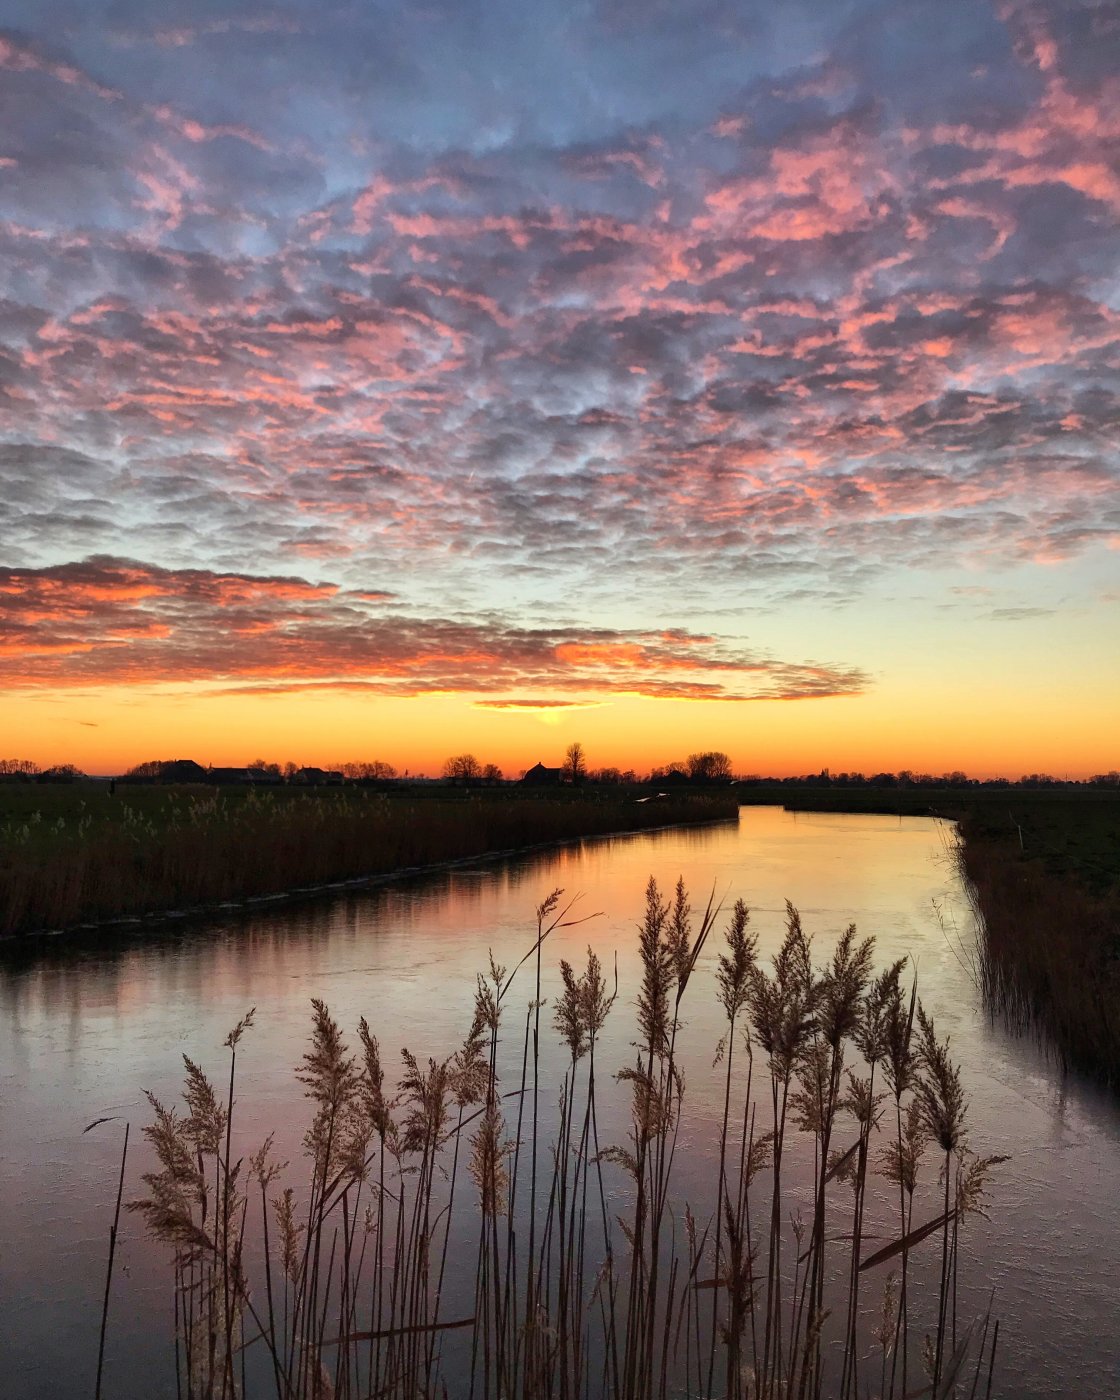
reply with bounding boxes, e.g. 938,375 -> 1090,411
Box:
1,809 -> 1118,1399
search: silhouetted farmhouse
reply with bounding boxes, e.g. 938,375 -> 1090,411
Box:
246,766 -> 283,785
521,761 -> 563,787
153,759 -> 208,784
660,767 -> 691,786
293,766 -> 344,786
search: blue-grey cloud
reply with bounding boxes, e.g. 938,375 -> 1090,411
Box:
0,0 -> 1116,641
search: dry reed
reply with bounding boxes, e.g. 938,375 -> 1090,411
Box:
121,879 -> 1004,1399
956,819 -> 1120,1086
0,791 -> 736,937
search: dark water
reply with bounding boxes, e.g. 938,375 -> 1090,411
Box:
2,808 -> 1118,1398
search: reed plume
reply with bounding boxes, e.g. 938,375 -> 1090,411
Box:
122,882 -> 1005,1400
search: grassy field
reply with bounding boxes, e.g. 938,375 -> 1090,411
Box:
0,782 -> 738,938
954,795 -> 1120,899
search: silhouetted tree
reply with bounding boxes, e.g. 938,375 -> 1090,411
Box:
248,757 -> 282,777
443,753 -> 482,783
649,761 -> 688,783
0,758 -> 40,779
563,741 -> 586,785
124,759 -> 164,779
687,751 -> 732,782
482,763 -> 504,784
38,763 -> 85,783
340,760 -> 398,780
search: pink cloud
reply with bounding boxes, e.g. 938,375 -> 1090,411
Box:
0,558 -> 867,701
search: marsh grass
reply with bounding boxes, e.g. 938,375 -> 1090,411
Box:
0,789 -> 735,937
956,816 -> 1120,1087
123,879 -> 1004,1399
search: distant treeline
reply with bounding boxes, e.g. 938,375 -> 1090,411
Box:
2,754 -> 1117,788
0,760 -> 88,783
741,768 -> 1120,789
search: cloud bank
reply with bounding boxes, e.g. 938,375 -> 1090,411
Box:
1,0 -> 1116,694
0,557 -> 866,700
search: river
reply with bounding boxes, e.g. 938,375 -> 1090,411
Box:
1,807 -> 1118,1398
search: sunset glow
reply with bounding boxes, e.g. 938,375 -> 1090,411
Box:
2,0 -> 1117,776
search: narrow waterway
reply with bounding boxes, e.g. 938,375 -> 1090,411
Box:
2,808 -> 1118,1398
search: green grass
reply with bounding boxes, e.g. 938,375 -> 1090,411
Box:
0,783 -> 738,938
956,796 -> 1120,900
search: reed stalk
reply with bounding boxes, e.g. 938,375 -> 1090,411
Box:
93,1119 -> 130,1400
124,879 -> 1005,1400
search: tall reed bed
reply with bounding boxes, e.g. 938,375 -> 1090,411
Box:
123,880 -> 1004,1399
0,791 -> 735,937
956,818 -> 1120,1085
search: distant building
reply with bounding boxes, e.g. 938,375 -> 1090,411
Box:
155,759 -> 209,784
293,767 -> 344,786
521,761 -> 563,787
208,767 -> 254,785
660,768 -> 691,786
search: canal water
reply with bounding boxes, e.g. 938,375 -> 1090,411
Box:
2,808 -> 1118,1397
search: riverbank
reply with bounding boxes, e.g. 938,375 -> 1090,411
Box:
741,784 -> 1120,1085
0,785 -> 738,938
955,799 -> 1120,1085
6,803 -> 1118,1400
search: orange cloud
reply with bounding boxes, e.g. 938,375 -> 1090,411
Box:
0,558 -> 868,703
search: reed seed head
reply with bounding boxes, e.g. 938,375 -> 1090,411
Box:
716,899 -> 756,1025
746,903 -> 820,1080
877,1095 -> 927,1195
818,923 -> 875,1052
468,1098 -> 510,1217
635,876 -> 673,1058
453,1006 -> 491,1108
181,1055 -> 226,1157
914,1004 -> 968,1155
555,959 -> 588,1060
357,1015 -> 393,1140
884,973 -> 918,1101
856,957 -> 907,1067
224,1006 -> 256,1051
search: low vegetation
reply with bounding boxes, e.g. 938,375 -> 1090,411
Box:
955,801 -> 1120,1087
0,787 -> 737,938
116,881 -> 1004,1400
741,785 -> 1120,1089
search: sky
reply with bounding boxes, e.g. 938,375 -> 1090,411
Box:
0,0 -> 1117,778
